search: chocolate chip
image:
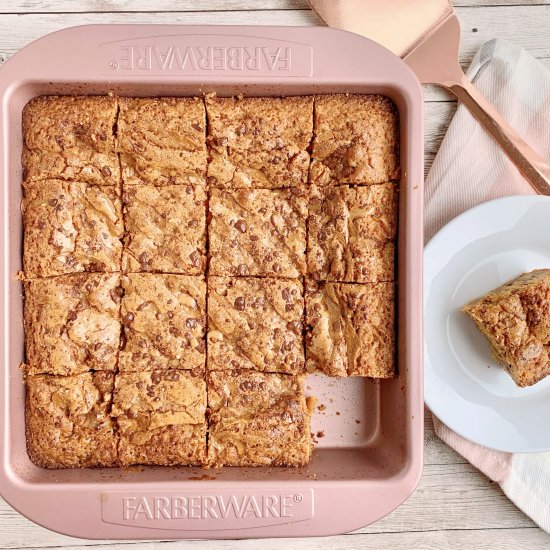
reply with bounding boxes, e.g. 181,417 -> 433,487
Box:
110,286 -> 125,303
235,125 -> 246,136
282,288 -> 291,302
207,176 -> 217,185
234,219 -> 247,233
191,123 -> 202,131
48,198 -> 58,207
151,372 -> 162,384
234,297 -> 246,311
127,408 -> 138,419
122,312 -> 135,325
67,311 -> 78,322
186,318 -> 198,329
287,321 -> 302,335
164,370 -> 180,381
236,264 -> 248,276
137,301 -> 151,311
94,342 -> 102,351
101,166 -> 112,177
270,156 -> 281,165
213,137 -> 228,146
119,331 -> 127,350
239,380 -> 254,391
195,341 -> 206,354
189,250 -> 202,267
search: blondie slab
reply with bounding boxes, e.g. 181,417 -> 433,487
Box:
208,277 -> 304,374
307,183 -> 397,282
24,274 -> 121,376
117,97 -> 206,186
119,274 -> 206,372
463,269 -> 550,387
206,96 -> 313,189
306,281 -> 395,377
22,179 -> 123,278
209,188 -> 307,278
208,371 -> 312,467
113,370 -> 207,466
26,372 -> 117,468
22,95 -> 119,186
122,184 -> 207,274
311,95 -> 399,186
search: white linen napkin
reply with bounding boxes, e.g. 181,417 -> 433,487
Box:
425,38 -> 550,532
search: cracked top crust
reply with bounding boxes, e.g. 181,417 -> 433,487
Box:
122,184 -> 207,274
206,96 -> 313,189
208,371 -> 312,467
209,187 -> 308,277
113,370 -> 206,466
117,97 -> 207,186
307,183 -> 397,282
462,269 -> 550,387
24,274 -> 121,376
119,274 -> 206,372
22,95 -> 120,186
208,277 -> 304,374
25,372 -> 117,468
22,179 -> 123,278
311,94 -> 399,186
306,281 -> 395,377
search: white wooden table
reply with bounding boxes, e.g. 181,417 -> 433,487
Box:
1,1 -> 549,548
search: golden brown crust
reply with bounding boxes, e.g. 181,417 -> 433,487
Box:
206,96 -> 313,189
207,371 -> 312,467
113,370 -> 207,466
22,179 -> 123,278
462,269 -> 550,387
311,95 -> 399,186
119,274 -> 206,372
307,183 -> 397,282
122,184 -> 207,274
22,95 -> 120,186
306,281 -> 395,377
24,274 -> 121,376
209,187 -> 307,277
25,372 -> 117,468
117,97 -> 206,186
207,277 -> 304,374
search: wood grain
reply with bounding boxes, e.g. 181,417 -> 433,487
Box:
1,1 -> 550,548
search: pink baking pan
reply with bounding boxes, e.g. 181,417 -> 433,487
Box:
0,25 -> 423,539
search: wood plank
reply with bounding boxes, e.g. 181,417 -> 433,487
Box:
1,0 -> 547,14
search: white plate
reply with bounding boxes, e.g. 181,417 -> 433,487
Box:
424,195 -> 550,453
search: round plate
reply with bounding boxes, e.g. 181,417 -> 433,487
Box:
424,195 -> 550,452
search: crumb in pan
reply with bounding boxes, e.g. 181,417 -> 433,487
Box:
118,274 -> 206,372
207,276 -> 304,374
462,269 -> 550,387
311,94 -> 399,186
206,96 -> 312,189
117,97 -> 206,186
25,372 -> 117,468
113,369 -> 207,466
122,184 -> 207,274
207,371 -> 313,467
208,187 -> 307,278
307,183 -> 397,282
22,179 -> 123,278
306,281 -> 395,377
24,273 -> 122,376
22,95 -> 120,186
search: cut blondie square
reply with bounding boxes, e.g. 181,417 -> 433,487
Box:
117,97 -> 207,186
208,277 -> 304,374
311,94 -> 399,186
122,184 -> 207,274
307,183 -> 397,282
24,274 -> 122,376
462,269 -> 550,387
207,371 -> 313,467
22,179 -> 123,278
25,372 -> 117,468
113,370 -> 207,466
306,281 -> 395,377
119,274 -> 206,372
22,95 -> 120,186
206,96 -> 313,189
209,187 -> 307,278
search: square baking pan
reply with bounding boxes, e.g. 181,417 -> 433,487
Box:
0,25 -> 423,539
